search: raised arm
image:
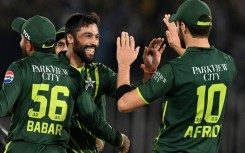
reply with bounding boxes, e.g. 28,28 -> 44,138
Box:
163,14 -> 185,55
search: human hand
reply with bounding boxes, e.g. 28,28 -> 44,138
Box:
119,134 -> 130,153
117,31 -> 140,67
96,138 -> 105,152
143,38 -> 166,72
163,14 -> 185,55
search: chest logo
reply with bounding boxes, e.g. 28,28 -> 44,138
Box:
85,78 -> 95,90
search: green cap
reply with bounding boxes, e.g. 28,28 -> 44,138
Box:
169,0 -> 212,26
56,27 -> 65,42
11,15 -> 56,48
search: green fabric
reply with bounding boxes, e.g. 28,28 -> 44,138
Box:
0,52 -> 81,147
138,46 -> 237,153
5,141 -> 66,153
58,52 -> 122,152
69,62 -> 118,152
169,0 -> 212,26
11,15 -> 56,48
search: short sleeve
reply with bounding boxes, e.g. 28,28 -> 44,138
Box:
137,64 -> 174,104
0,62 -> 23,116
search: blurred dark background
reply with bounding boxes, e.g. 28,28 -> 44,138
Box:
0,0 -> 245,152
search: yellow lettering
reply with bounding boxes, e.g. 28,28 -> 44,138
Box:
33,121 -> 40,133
212,125 -> 221,137
184,125 -> 222,138
184,126 -> 193,138
27,120 -> 34,132
202,126 -> 211,137
48,123 -> 55,135
42,122 -> 48,133
193,126 -> 202,138
26,120 -> 63,136
56,124 -> 62,135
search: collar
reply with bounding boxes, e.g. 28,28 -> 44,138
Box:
185,46 -> 215,53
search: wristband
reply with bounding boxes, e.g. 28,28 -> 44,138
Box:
115,84 -> 132,101
140,64 -> 156,74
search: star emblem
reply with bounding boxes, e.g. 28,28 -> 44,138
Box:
85,77 -> 95,90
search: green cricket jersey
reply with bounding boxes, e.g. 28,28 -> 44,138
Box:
0,52 -> 81,147
58,52 -> 122,153
69,63 -> 117,152
137,47 -> 237,153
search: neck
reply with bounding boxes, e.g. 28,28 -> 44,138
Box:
66,46 -> 85,68
184,34 -> 210,48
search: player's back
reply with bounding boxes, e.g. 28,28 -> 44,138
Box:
5,52 -> 81,146
154,47 -> 237,153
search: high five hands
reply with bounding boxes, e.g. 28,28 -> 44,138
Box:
116,31 -> 140,67
117,31 -> 166,70
142,38 -> 166,72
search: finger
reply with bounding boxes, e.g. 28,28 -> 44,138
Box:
163,14 -> 170,27
148,38 -> 156,48
125,32 -> 129,47
117,37 -> 121,48
159,44 -> 166,54
165,30 -> 173,43
121,31 -> 125,47
154,38 -> 164,50
163,14 -> 176,32
129,36 -> 135,50
135,46 -> 140,56
143,46 -> 148,58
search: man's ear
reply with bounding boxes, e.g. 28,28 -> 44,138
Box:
180,22 -> 187,33
66,34 -> 74,44
25,40 -> 32,51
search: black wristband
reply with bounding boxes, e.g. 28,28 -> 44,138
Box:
115,84 -> 132,101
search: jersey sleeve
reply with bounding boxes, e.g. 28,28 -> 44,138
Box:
0,62 -> 23,116
137,64 -> 174,104
102,65 -> 118,97
75,88 -> 123,147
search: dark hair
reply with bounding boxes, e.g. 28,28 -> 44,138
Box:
185,15 -> 212,38
33,39 -> 55,53
65,12 -> 100,37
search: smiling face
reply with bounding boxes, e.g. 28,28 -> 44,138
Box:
54,38 -> 67,54
72,23 -> 100,64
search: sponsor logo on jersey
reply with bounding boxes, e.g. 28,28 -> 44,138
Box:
4,71 -> 14,83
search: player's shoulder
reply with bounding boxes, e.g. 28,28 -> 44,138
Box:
10,57 -> 30,68
88,62 -> 111,70
89,62 -> 105,68
87,62 -> 116,76
215,48 -> 234,61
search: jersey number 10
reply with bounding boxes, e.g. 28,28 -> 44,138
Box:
195,83 -> 227,124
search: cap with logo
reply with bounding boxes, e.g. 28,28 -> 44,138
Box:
169,0 -> 212,26
56,27 -> 65,43
11,15 -> 56,48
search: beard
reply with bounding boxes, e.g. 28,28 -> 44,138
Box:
178,27 -> 186,49
73,38 -> 97,64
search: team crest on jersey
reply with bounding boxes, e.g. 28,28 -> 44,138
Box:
85,78 -> 95,90
4,71 -> 14,83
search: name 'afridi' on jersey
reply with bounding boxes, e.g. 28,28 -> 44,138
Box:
0,52 -> 81,146
137,47 -> 237,153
